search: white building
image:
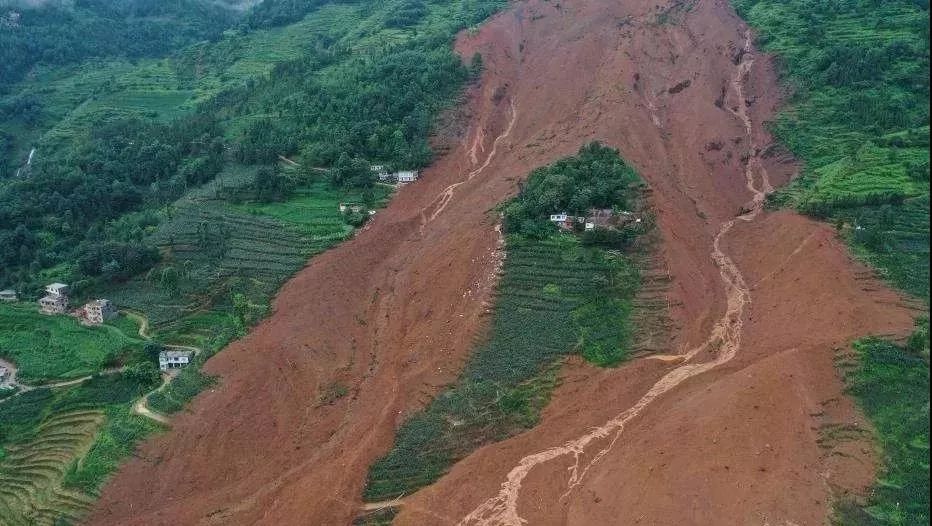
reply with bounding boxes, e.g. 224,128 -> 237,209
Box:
159,350 -> 195,371
39,283 -> 69,315
0,289 -> 17,302
395,170 -> 419,183
549,213 -> 568,222
339,202 -> 365,213
83,299 -> 117,324
45,283 -> 69,296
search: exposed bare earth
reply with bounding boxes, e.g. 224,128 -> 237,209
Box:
87,1 -> 916,525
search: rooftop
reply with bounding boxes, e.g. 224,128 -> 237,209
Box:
160,349 -> 195,359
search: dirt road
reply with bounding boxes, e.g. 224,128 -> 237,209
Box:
87,1 -> 916,525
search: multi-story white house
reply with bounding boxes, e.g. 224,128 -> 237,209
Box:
395,170 -> 419,183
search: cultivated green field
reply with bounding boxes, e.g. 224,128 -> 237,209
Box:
0,304 -> 141,383
835,325 -> 930,526
365,235 -> 642,501
365,144 -> 649,502
0,374 -> 161,525
734,0 -> 930,301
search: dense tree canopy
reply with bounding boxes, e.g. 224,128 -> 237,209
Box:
0,0 -> 238,91
503,142 -> 642,237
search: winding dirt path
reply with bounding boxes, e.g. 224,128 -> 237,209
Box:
122,310 -> 203,424
88,1 -> 917,525
0,309 -> 199,428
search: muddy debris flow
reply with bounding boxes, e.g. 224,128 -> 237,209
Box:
88,1 -> 915,525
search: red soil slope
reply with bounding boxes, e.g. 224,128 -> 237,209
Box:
88,0 -> 917,525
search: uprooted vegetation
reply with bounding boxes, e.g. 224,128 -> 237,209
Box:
364,143 -> 652,502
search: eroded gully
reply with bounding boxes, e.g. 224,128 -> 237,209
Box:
458,30 -> 772,526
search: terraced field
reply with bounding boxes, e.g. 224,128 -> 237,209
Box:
365,234 -> 643,502
105,179 -> 386,332
0,410 -> 104,525
736,0 -> 930,302
0,4 -> 363,167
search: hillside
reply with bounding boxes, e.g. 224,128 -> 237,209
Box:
1,0 -> 505,523
84,0 -> 925,525
0,0 -> 927,524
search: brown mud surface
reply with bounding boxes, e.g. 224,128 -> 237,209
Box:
88,0 -> 917,525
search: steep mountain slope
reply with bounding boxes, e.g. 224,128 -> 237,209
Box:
87,0 -> 916,524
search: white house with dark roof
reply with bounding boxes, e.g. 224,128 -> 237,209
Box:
159,349 -> 195,371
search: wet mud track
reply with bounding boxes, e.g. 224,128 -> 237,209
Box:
88,1 -> 916,525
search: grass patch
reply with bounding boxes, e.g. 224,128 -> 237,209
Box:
63,405 -> 163,495
834,323 -> 929,526
0,303 -> 141,383
147,365 -> 217,415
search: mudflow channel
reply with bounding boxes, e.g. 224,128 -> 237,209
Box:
457,29 -> 768,526
89,1 -> 917,525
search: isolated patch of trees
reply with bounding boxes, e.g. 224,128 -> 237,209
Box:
503,142 -> 643,238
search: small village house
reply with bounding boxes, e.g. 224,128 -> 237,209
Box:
45,283 -> 69,296
38,282 -> 69,315
371,165 -> 391,182
339,202 -> 365,214
0,366 -> 9,383
549,212 -> 582,231
0,289 -> 17,302
159,349 -> 195,371
551,209 -> 641,233
395,170 -> 419,183
83,299 -> 117,325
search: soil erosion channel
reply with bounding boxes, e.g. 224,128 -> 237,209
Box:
88,1 -> 915,525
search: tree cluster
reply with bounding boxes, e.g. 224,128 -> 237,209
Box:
503,142 -> 642,238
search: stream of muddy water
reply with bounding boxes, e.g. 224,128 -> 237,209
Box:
458,31 -> 772,526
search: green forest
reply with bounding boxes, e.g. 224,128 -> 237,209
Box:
733,0 -> 930,524
0,0 -> 499,292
